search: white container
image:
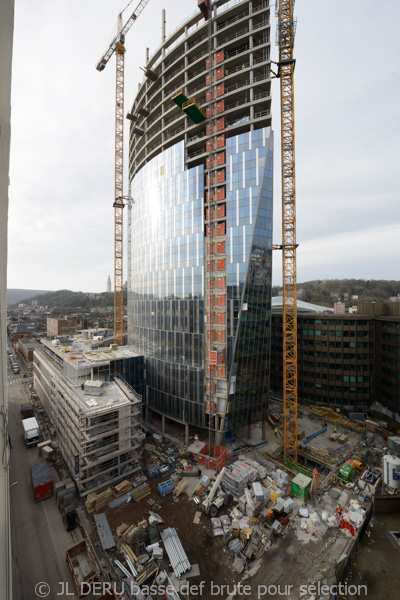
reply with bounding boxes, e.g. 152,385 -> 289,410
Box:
252,481 -> 264,502
382,455 -> 400,490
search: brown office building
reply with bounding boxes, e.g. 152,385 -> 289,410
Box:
270,302 -> 400,420
46,316 -> 77,338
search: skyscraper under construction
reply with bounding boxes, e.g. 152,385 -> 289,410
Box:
127,0 -> 273,444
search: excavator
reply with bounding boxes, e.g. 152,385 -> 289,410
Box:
201,467 -> 229,517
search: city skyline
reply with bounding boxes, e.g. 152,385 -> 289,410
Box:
7,0 -> 400,292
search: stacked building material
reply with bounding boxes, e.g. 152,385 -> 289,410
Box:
114,480 -> 133,497
236,462 -> 259,482
116,523 -> 128,537
57,488 -> 76,511
85,488 -> 113,512
132,474 -> 147,488
152,547 -> 163,561
135,560 -> 159,586
246,500 -> 263,519
211,517 -> 224,537
228,538 -> 242,554
108,491 -> 133,509
220,514 -> 231,533
222,463 -> 249,497
275,469 -> 289,486
252,481 -> 264,502
251,526 -> 263,555
132,483 -> 151,502
232,555 -> 246,574
174,479 -> 187,497
160,528 -> 191,579
244,488 -> 254,509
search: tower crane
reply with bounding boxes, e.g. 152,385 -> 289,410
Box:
273,0 -> 298,460
96,0 -> 150,346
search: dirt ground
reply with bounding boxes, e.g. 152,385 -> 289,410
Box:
94,473 -> 240,600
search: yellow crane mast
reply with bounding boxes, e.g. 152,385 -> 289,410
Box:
274,0 -> 298,460
96,0 -> 150,346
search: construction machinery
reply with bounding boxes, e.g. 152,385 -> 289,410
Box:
96,0 -> 150,346
202,467 -> 228,517
273,0 -> 298,460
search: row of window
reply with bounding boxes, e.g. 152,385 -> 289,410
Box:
301,329 -> 371,337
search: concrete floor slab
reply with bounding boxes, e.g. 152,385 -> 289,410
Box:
187,440 -> 207,454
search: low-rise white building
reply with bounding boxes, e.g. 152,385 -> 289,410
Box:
34,337 -> 144,495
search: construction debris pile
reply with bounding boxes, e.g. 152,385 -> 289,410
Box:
113,513 -> 165,587
204,456 -> 298,571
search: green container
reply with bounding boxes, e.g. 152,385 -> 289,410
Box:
291,473 -> 312,500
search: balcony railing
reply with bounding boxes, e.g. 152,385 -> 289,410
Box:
216,10 -> 249,31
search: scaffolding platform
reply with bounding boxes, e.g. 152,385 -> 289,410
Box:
182,99 -> 206,123
171,89 -> 206,124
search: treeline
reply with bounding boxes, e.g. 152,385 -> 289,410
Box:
10,289 -> 126,310
272,279 -> 400,307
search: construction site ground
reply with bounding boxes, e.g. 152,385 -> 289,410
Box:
81,443 -> 377,600
93,474 -> 242,599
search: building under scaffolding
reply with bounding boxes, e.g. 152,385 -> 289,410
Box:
33,336 -> 145,495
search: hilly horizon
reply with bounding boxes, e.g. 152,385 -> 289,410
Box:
8,279 -> 400,310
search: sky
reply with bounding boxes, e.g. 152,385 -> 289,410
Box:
7,0 -> 400,293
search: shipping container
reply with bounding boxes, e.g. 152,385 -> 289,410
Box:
66,540 -> 101,598
30,462 -> 53,502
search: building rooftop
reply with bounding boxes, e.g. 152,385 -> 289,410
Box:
271,297 -> 334,313
72,379 -> 134,414
40,336 -> 140,371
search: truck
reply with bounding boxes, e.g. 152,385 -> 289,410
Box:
22,417 -> 39,447
66,540 -> 101,598
202,467 -> 229,517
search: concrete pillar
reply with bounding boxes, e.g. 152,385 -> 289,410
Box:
161,9 -> 166,46
185,423 -> 189,446
162,414 -> 165,434
262,419 -> 267,440
145,405 -> 149,423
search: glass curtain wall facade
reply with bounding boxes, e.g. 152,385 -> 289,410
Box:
128,142 -> 205,426
224,129 -> 273,431
128,129 -> 273,436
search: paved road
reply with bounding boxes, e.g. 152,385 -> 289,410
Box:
8,362 -> 83,600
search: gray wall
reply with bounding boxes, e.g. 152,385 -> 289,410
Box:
0,1 -> 15,598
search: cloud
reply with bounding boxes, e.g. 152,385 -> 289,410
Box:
7,0 -> 400,292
